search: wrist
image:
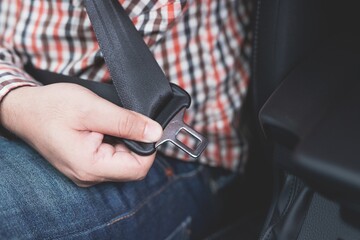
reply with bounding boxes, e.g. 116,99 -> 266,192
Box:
0,86 -> 40,135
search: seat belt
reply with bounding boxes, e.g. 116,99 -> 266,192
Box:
27,0 -> 207,158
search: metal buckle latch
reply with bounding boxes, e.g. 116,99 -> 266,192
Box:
155,108 -> 208,158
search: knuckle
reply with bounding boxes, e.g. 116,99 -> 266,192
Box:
73,170 -> 96,183
134,174 -> 146,181
118,113 -> 137,138
73,181 -> 92,188
134,166 -> 150,181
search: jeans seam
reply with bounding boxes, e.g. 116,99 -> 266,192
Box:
108,165 -> 204,225
155,156 -> 173,173
49,165 -> 204,240
164,216 -> 192,240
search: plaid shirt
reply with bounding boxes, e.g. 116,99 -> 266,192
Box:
0,0 -> 252,171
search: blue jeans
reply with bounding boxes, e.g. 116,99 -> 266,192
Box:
0,137 -> 239,239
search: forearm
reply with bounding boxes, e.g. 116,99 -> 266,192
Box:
0,65 -> 40,137
0,41 -> 41,137
0,40 -> 41,101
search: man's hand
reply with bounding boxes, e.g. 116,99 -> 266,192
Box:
0,83 -> 163,187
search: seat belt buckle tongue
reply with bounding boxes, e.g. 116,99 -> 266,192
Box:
155,108 -> 208,158
118,84 -> 208,158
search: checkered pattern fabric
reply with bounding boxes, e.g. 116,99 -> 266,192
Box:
0,0 -> 252,171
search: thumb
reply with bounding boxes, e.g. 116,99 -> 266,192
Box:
81,96 -> 163,143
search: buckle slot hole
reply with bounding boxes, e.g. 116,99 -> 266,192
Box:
175,128 -> 201,151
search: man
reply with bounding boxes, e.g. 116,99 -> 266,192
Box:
0,0 -> 252,239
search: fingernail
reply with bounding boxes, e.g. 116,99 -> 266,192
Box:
144,121 -> 163,142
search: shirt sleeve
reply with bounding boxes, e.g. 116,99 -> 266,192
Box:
0,42 -> 41,103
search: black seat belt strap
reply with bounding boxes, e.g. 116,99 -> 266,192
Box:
79,0 -> 207,157
84,0 -> 171,118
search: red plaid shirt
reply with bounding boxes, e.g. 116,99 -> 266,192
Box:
0,0 -> 252,171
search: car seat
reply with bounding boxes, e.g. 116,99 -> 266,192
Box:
252,0 -> 360,239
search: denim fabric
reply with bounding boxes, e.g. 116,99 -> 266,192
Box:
0,137 -> 236,240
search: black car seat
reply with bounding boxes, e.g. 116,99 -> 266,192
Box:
252,0 -> 360,239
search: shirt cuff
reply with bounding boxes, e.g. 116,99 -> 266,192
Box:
0,65 -> 41,103
0,80 -> 40,102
